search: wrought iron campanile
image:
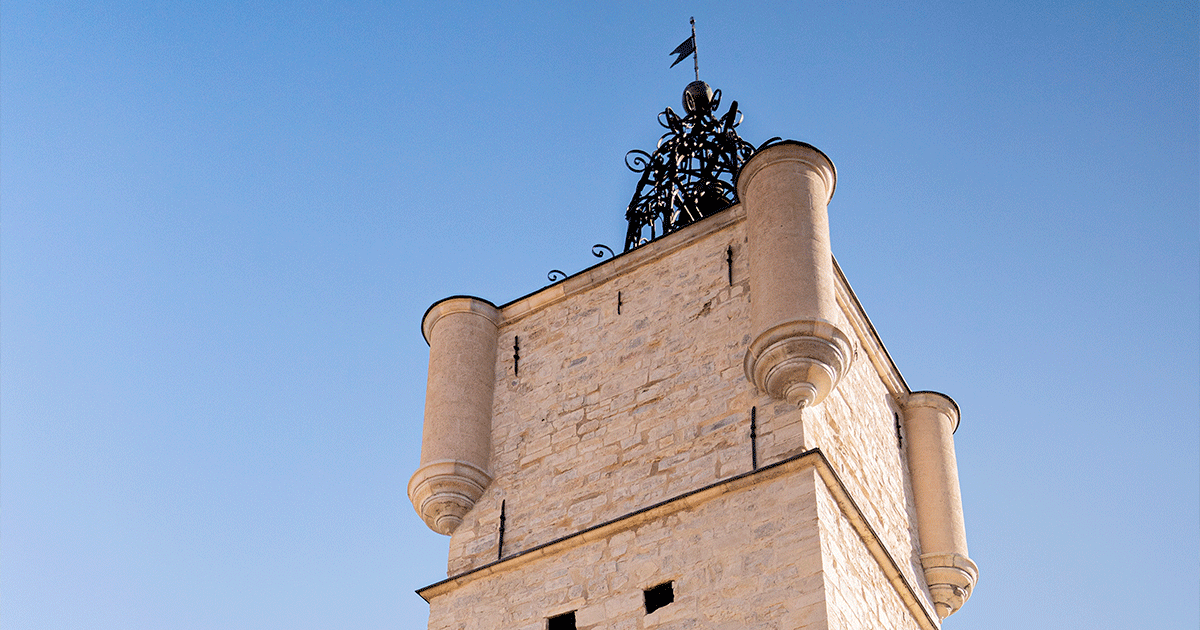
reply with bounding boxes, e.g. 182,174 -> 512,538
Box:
622,81 -> 759,251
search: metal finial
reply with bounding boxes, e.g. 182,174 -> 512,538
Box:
690,17 -> 698,82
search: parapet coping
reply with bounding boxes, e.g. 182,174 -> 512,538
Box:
492,204 -> 913,401
417,447 -> 940,630
497,203 -> 748,322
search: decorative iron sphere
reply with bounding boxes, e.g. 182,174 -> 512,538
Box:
683,80 -> 714,115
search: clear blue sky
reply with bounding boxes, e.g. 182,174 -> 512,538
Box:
3,1 -> 1196,628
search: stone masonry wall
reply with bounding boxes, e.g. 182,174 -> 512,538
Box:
430,207 -> 933,625
800,324 -> 934,616
426,467 -> 834,630
446,216 -> 777,575
815,469 -> 926,630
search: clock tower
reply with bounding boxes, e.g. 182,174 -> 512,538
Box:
408,82 -> 977,629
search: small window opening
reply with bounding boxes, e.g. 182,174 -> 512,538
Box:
547,611 -> 575,630
644,581 -> 674,614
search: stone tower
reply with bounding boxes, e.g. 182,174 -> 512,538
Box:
408,83 -> 977,630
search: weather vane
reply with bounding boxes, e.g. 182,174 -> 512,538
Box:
620,18 -> 770,252
670,17 -> 699,81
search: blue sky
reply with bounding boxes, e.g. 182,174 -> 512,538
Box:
3,1 -> 1197,628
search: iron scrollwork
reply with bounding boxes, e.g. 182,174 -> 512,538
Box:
622,81 -> 757,251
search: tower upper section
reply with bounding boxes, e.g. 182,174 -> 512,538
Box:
408,85 -> 978,627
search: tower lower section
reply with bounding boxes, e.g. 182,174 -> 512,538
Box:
419,450 -> 941,630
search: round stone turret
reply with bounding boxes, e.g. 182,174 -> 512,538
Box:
739,141 -> 853,407
409,296 -> 502,535
903,391 -> 979,619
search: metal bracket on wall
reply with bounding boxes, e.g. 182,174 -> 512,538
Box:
497,500 -> 507,561
513,336 -> 520,377
750,406 -> 758,470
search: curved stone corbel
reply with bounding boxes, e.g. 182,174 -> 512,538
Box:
408,460 -> 493,536
921,552 -> 979,620
743,319 -> 853,407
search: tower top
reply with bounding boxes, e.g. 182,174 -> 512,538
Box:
621,82 -> 760,251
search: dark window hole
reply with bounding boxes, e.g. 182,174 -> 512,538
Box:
644,580 -> 674,614
547,610 -> 575,630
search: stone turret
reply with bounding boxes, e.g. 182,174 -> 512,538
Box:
408,296 -> 501,535
904,391 -> 979,619
739,141 -> 854,407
